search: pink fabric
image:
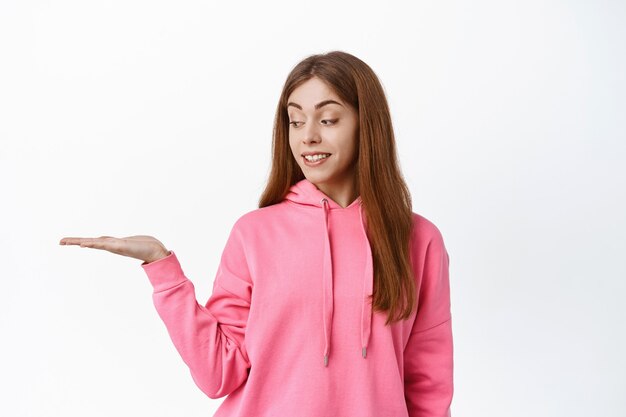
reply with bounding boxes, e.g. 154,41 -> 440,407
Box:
141,178 -> 453,416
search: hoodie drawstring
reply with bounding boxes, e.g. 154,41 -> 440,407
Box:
359,200 -> 373,360
320,198 -> 373,367
321,198 -> 334,367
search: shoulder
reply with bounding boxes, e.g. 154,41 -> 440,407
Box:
410,211 -> 448,258
411,212 -> 445,243
229,203 -> 286,234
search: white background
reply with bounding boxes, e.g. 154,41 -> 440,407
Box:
1,0 -> 624,416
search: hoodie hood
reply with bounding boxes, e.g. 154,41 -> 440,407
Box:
284,178 -> 373,367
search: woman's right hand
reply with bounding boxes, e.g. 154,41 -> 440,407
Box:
59,235 -> 171,264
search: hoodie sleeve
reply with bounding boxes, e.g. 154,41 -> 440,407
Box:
404,227 -> 454,417
141,221 -> 252,399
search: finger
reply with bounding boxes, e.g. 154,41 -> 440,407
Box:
77,238 -> 95,247
79,237 -> 116,250
59,236 -> 115,246
59,237 -> 89,245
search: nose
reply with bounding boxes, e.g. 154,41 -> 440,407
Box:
302,122 -> 321,144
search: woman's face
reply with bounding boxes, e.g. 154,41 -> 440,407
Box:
287,76 -> 359,192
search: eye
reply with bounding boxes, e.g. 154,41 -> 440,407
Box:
289,121 -> 302,128
321,119 -> 338,125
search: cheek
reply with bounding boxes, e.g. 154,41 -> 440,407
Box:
288,139 -> 301,160
346,132 -> 359,162
342,129 -> 359,155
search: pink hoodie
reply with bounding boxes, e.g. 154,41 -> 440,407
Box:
141,178 -> 453,416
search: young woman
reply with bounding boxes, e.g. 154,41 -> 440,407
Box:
60,51 -> 453,417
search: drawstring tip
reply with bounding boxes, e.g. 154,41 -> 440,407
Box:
362,347 -> 367,358
324,354 -> 329,367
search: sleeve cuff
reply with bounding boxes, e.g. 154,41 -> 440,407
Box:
141,250 -> 188,292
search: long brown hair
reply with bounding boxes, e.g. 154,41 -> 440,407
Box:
258,51 -> 415,326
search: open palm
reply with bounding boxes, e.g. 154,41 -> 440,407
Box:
59,235 -> 170,264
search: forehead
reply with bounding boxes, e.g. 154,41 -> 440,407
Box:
287,77 -> 343,109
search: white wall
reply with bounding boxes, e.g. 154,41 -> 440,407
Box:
1,0 -> 624,415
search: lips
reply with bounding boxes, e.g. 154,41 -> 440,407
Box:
301,151 -> 332,157
302,153 -> 331,167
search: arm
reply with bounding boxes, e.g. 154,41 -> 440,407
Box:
404,229 -> 454,417
141,222 -> 252,399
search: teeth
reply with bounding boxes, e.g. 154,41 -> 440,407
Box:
304,153 -> 330,162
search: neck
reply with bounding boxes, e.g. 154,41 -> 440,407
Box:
312,176 -> 358,208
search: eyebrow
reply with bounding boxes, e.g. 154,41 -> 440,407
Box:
287,99 -> 344,111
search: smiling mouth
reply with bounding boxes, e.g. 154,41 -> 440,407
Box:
302,153 -> 332,167
303,153 -> 331,162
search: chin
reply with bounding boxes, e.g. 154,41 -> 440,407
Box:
303,173 -> 335,186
